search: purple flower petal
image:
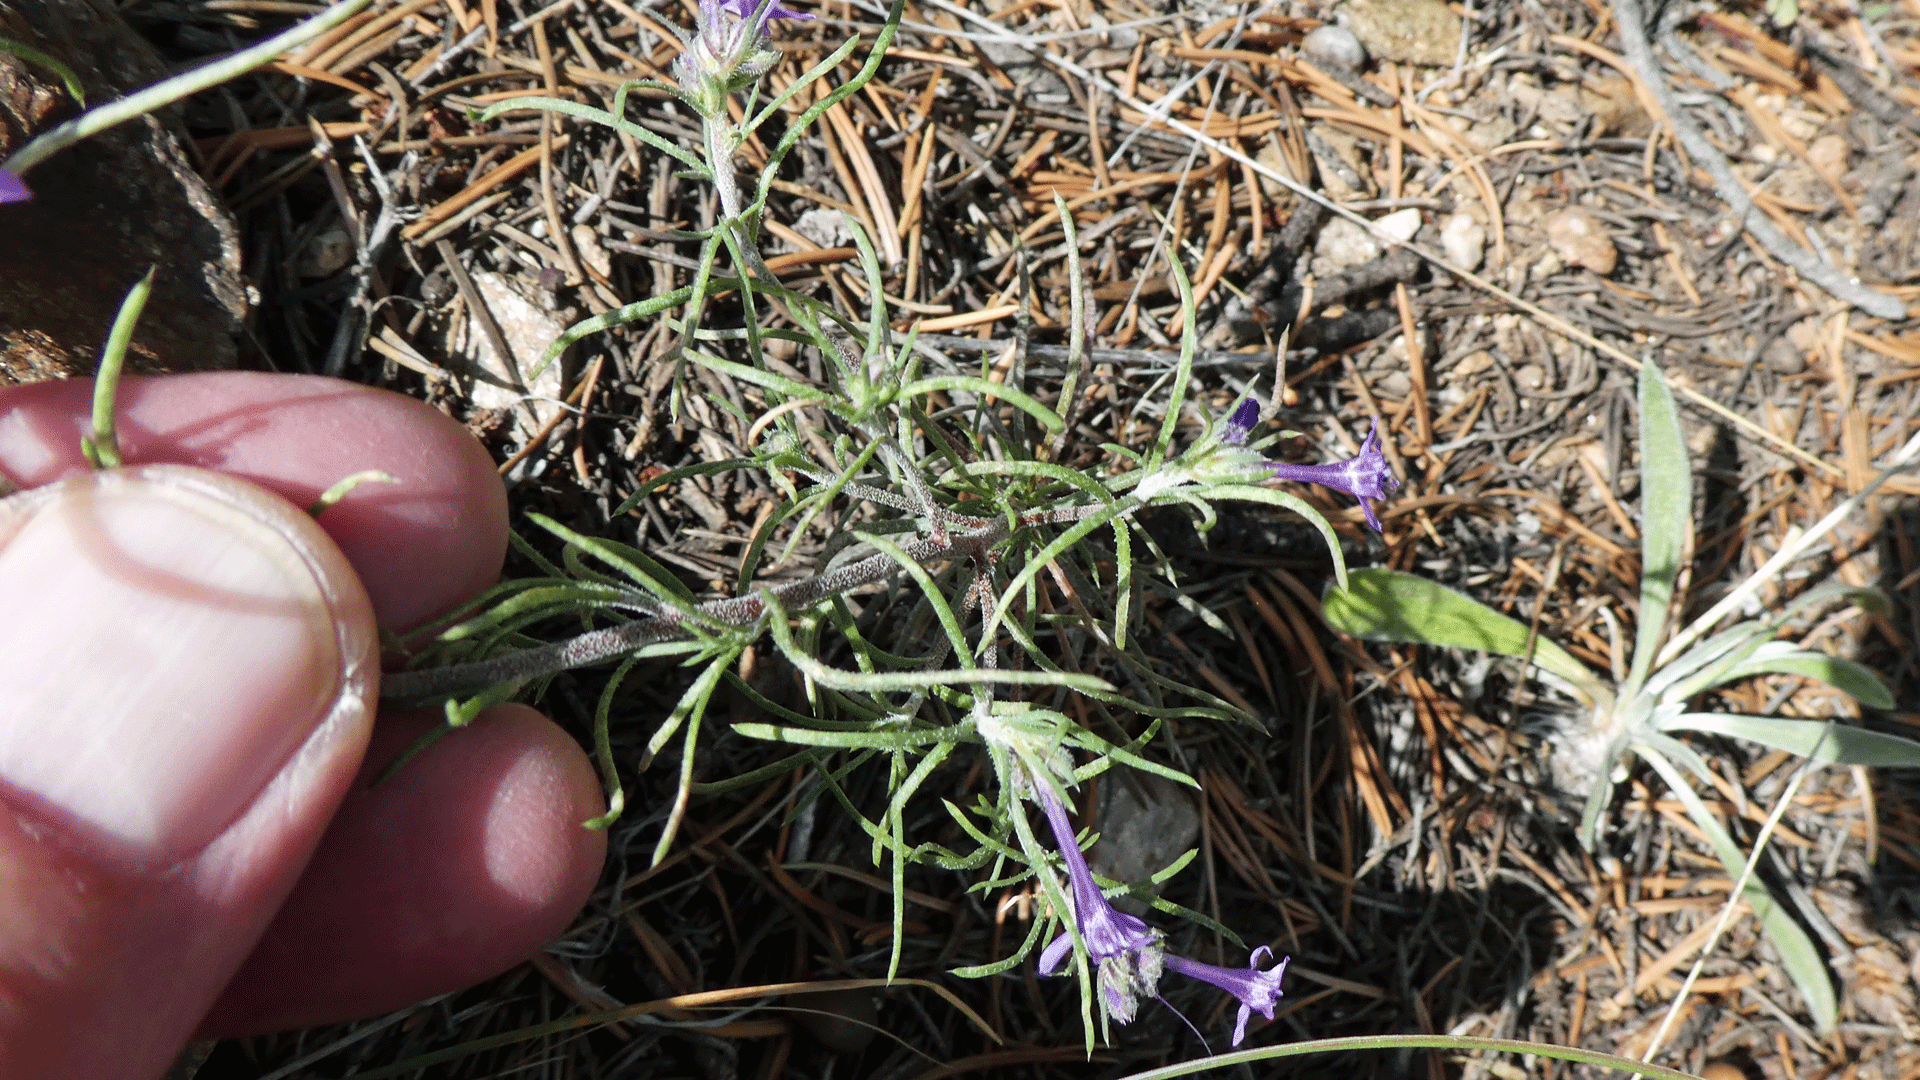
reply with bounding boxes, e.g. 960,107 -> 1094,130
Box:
720,0 -> 812,19
1221,397 -> 1260,446
0,169 -> 32,204
1164,946 -> 1288,1046
1031,780 -> 1164,1024
1035,784 -> 1158,962
1038,930 -> 1074,976
1263,418 -> 1399,532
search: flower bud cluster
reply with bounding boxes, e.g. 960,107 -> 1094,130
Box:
674,0 -> 811,116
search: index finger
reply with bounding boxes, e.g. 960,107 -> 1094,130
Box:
0,372 -> 508,630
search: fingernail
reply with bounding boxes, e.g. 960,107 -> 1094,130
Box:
0,468 -> 350,865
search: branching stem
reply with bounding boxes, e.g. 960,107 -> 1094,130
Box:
382,493 -> 1131,701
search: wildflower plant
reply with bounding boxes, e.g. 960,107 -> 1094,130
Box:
367,0 -> 1411,1048
1321,358 -> 1920,1033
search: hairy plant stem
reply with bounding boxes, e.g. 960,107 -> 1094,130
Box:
704,116 -> 779,286
380,493 -> 1135,702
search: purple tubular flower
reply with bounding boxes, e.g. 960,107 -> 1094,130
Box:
1164,946 -> 1288,1046
1033,782 -> 1164,1023
1220,397 -> 1260,446
1263,418 -> 1399,531
0,168 -> 31,204
719,0 -> 812,21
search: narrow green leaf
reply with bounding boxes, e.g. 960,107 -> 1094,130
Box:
1770,581 -> 1894,623
1703,647 -> 1895,710
1147,246 -> 1199,471
1575,730 -> 1629,851
475,95 -> 703,169
1321,569 -> 1608,702
1635,729 -> 1716,786
1625,359 -> 1690,698
612,457 -> 757,517
983,496 -> 1139,654
1644,621 -> 1770,702
1197,483 -> 1348,590
1639,749 -> 1837,1032
0,37 -> 85,104
745,32 -> 863,137
689,749 -> 817,794
900,375 -> 1063,432
528,513 -> 700,609
306,470 -> 396,517
82,266 -> 156,470
581,654 -> 643,830
765,590 -> 1110,695
732,722 -> 958,749
688,348 -> 825,403
1660,713 -> 1920,767
950,914 -> 1048,978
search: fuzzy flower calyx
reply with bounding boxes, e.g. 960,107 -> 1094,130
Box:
1032,780 -> 1165,1024
1164,947 -> 1288,1046
675,0 -> 812,113
1263,417 -> 1398,531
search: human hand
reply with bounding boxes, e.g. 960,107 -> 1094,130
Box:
0,372 -> 608,1076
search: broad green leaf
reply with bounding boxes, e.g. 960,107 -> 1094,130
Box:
1639,750 -> 1837,1033
1659,713 -> 1920,767
1322,569 -> 1608,702
1625,360 -> 1689,698
1694,642 -> 1894,710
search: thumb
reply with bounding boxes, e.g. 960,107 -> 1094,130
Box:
0,464 -> 376,1076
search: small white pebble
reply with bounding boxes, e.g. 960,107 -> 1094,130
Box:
1374,206 -> 1423,244
1440,212 -> 1486,271
1303,24 -> 1367,71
